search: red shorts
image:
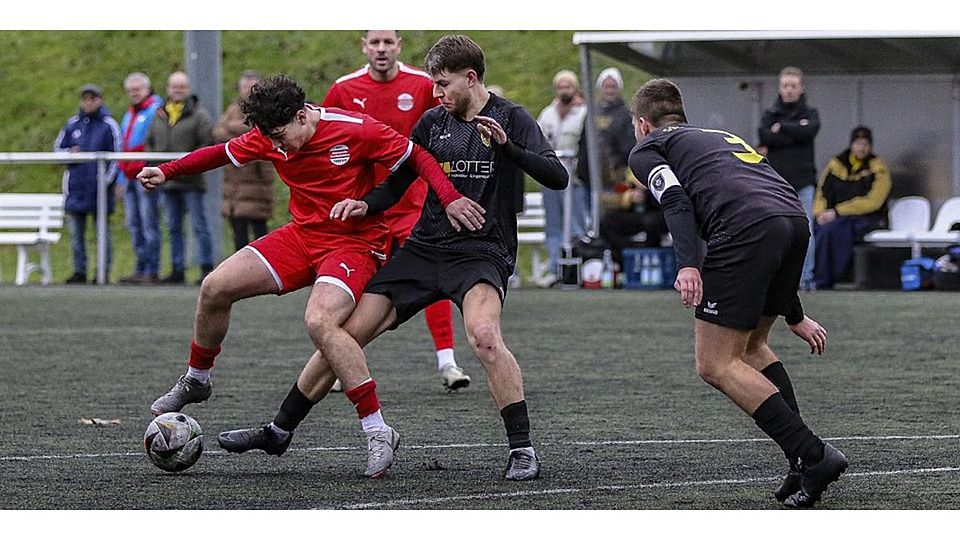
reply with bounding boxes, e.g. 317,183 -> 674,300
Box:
245,222 -> 386,304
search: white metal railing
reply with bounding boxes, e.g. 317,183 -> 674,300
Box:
0,152 -> 185,285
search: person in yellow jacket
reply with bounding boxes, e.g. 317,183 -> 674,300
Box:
812,126 -> 891,289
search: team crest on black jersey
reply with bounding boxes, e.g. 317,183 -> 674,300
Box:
480,133 -> 491,147
329,144 -> 350,166
397,93 -> 414,112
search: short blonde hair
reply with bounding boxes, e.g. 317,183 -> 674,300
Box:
779,66 -> 803,81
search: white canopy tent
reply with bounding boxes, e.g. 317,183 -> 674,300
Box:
573,30 -> 960,233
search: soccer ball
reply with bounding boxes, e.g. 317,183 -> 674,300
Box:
144,412 -> 203,472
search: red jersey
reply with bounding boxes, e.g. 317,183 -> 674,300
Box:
224,104 -> 413,251
322,62 -> 439,237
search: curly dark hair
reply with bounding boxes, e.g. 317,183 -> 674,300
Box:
240,74 -> 306,136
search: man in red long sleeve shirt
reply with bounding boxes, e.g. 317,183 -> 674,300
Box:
140,74 -> 483,478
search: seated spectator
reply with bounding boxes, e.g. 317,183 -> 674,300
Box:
813,126 -> 891,289
54,84 -> 121,283
598,179 -> 666,267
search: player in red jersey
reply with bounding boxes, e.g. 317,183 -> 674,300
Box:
322,30 -> 470,392
141,74 -> 484,478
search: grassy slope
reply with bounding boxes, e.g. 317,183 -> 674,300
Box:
0,30 -> 649,283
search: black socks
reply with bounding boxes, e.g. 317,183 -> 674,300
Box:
500,400 -> 532,450
752,393 -> 824,465
761,362 -> 800,415
273,383 -> 320,433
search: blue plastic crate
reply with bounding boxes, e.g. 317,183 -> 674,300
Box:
622,248 -> 677,290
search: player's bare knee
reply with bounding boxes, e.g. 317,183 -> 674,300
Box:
694,355 -> 728,388
198,271 -> 234,309
466,321 -> 503,358
304,311 -> 339,345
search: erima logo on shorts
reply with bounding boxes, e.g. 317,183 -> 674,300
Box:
329,145 -> 350,166
703,301 -> 719,315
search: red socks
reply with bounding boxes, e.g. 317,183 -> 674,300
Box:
424,300 -> 454,351
188,341 -> 221,370
345,379 -> 381,419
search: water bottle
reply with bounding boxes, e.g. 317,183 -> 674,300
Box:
651,253 -> 662,288
640,254 -> 651,286
601,249 -> 615,289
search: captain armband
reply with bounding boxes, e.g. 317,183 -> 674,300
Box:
647,165 -> 681,203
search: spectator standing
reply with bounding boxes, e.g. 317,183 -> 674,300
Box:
576,67 -> 636,213
147,71 -> 215,285
54,84 -> 122,283
214,70 -> 276,252
759,67 -> 820,290
118,72 -> 164,285
536,69 -> 589,287
813,126 -> 891,289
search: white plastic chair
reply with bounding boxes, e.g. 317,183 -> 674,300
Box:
913,196 -> 960,247
863,196 -> 932,258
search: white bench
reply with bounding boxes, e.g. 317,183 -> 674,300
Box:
864,196 -> 960,258
0,193 -> 65,285
517,191 -> 548,282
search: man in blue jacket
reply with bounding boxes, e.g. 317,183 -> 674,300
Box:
54,84 -> 122,283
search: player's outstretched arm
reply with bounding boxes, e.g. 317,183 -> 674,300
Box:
139,143 -> 231,190
363,143 -> 486,231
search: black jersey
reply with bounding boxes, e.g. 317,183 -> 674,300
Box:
404,93 -> 563,270
628,124 -> 806,248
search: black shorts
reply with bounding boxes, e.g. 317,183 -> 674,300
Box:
365,242 -> 511,328
696,215 -> 809,330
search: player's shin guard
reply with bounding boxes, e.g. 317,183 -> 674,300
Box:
188,341 -> 221,370
425,300 -> 455,353
761,362 -> 800,415
500,400 -> 532,449
761,362 -> 803,465
345,379 -> 382,421
272,383 -> 320,433
752,393 -> 825,465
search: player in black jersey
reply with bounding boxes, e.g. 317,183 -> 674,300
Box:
216,35 -> 567,481
628,79 -> 847,508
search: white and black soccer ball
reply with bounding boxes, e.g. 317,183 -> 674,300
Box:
144,412 -> 203,472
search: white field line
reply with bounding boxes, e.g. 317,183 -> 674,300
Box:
1,433 -> 958,462
335,467 -> 960,510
